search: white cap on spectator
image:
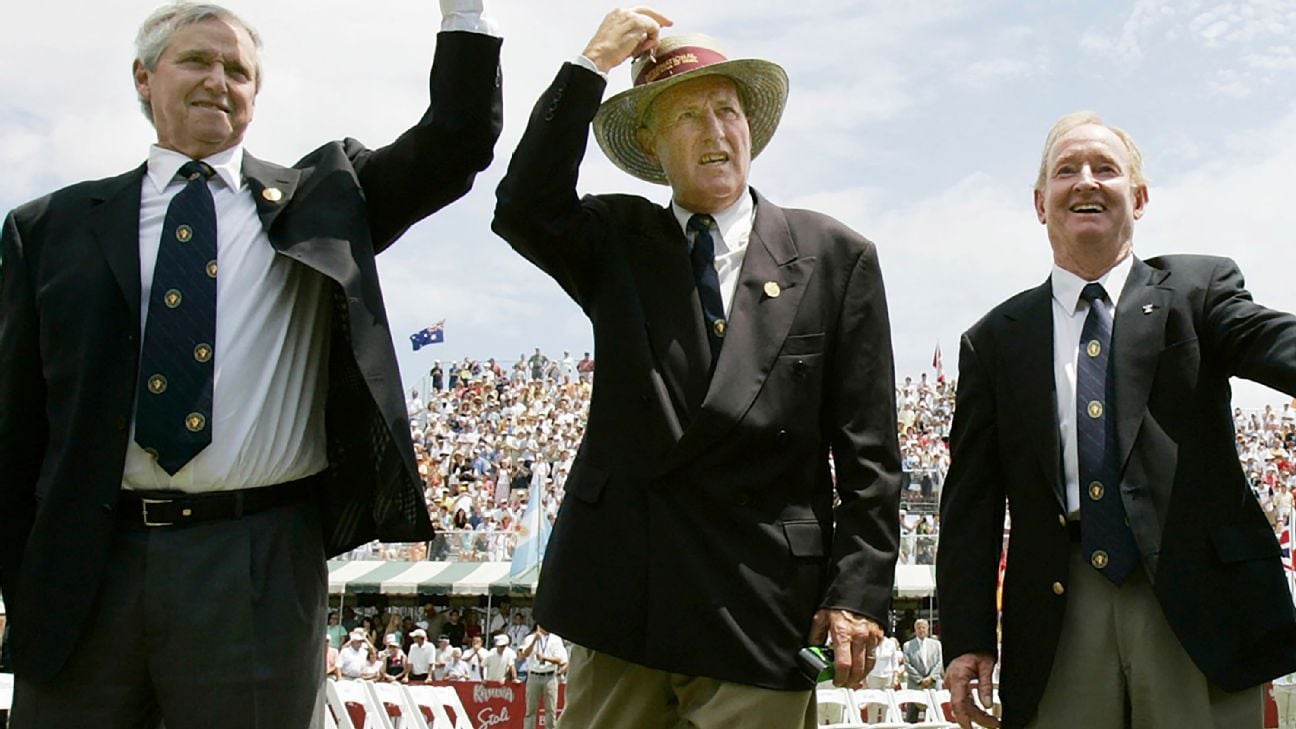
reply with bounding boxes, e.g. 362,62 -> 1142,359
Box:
493,634 -> 510,646
411,628 -> 427,638
349,630 -> 366,642
385,634 -> 400,646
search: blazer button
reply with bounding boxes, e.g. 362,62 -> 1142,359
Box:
1057,514 -> 1066,527
776,429 -> 789,445
792,360 -> 808,379
736,491 -> 751,506
1052,581 -> 1065,596
116,416 -> 128,432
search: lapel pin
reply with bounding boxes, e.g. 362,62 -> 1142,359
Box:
261,187 -> 283,203
763,281 -> 781,298
1142,304 -> 1156,315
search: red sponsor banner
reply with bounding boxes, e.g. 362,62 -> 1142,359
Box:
445,681 -> 565,729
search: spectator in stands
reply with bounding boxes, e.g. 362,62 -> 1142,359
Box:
381,635 -> 407,682
446,648 -> 473,681
361,643 -> 385,682
865,634 -> 902,689
338,630 -> 370,680
405,629 -> 434,682
484,634 -> 519,683
431,361 -> 444,392
577,352 -> 595,381
444,609 -> 466,647
1277,669 -> 1296,729
433,635 -> 455,680
326,611 -> 346,649
902,619 -> 942,721
464,634 -> 490,681
324,632 -> 341,681
520,625 -> 567,729
507,612 -> 531,660
489,601 -> 513,635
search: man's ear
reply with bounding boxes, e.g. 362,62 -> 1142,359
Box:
1132,185 -> 1149,220
636,127 -> 657,163
133,58 -> 151,104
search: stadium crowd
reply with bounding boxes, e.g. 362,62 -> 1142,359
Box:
339,349 -> 1296,567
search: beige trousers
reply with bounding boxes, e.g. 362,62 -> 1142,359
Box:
556,645 -> 816,729
1026,545 -> 1262,729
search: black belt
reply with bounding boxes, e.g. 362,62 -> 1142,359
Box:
116,474 -> 318,529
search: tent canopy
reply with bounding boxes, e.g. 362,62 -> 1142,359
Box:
327,560 -> 512,597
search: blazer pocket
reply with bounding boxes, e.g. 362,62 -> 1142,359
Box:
783,520 -> 826,558
564,457 -> 610,505
780,332 -> 825,357
1210,522 -> 1281,563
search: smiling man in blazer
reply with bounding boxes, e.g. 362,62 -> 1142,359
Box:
0,2 -> 501,726
937,111 -> 1296,729
493,8 -> 900,728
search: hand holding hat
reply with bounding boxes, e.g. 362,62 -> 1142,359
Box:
582,7 -> 675,74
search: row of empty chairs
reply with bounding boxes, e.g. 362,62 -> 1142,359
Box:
817,686 -> 1001,728
326,679 -> 474,729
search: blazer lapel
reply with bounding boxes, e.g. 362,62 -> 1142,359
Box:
89,164 -> 147,326
1001,280 -> 1066,511
662,193 -> 814,473
1112,258 -> 1171,472
241,153 -> 300,236
631,206 -> 712,431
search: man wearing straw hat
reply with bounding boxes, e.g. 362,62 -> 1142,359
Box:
493,8 -> 900,727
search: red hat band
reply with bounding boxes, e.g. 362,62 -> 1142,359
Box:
634,46 -> 730,87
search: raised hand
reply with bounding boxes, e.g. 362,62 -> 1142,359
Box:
581,7 -> 674,74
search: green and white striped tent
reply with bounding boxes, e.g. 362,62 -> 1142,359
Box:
326,560 -> 540,597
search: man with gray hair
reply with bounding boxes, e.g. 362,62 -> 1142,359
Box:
938,111 -> 1296,728
494,7 -> 900,728
0,2 -> 501,726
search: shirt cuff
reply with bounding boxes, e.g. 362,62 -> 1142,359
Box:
440,0 -> 499,36
571,54 -> 609,80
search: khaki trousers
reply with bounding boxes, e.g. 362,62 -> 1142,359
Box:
1025,545 -> 1262,729
556,645 -> 816,729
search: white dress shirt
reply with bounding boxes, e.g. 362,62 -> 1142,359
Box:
672,189 -> 755,317
1052,254 -> 1134,516
439,0 -> 498,36
125,145 -> 330,493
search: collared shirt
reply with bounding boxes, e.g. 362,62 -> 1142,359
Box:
125,145 -> 330,492
407,640 -> 436,674
523,632 -> 568,675
337,643 -> 369,679
440,0 -> 499,36
672,188 -> 755,317
1052,254 -> 1135,515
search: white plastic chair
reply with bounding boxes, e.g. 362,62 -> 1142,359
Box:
0,672 -> 13,712
405,684 -> 473,729
851,689 -> 907,728
815,686 -> 866,728
890,688 -> 955,728
366,680 -> 417,729
327,678 -> 387,729
433,685 -> 474,729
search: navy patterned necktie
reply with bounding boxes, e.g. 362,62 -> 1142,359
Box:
134,160 -> 218,475
687,214 -> 726,362
1076,282 -> 1140,584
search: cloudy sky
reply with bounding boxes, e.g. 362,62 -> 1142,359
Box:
3,0 -> 1294,406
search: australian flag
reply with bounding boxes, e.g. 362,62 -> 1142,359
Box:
409,320 -> 445,351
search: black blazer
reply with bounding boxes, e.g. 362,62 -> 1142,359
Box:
0,31 -> 502,682
937,255 -> 1296,728
492,62 -> 901,690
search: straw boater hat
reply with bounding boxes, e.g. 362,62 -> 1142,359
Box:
592,33 -> 789,185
